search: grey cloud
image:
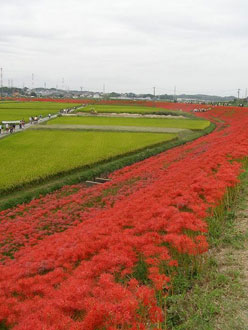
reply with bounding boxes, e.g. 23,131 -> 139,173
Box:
0,0 -> 248,94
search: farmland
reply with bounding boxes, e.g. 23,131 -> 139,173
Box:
2,100 -> 248,329
48,115 -> 210,130
75,104 -> 185,115
0,129 -> 176,191
0,102 -> 211,194
0,101 -> 81,122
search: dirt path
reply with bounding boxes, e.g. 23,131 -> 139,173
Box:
31,124 -> 191,134
213,187 -> 248,329
225,199 -> 248,327
166,179 -> 248,329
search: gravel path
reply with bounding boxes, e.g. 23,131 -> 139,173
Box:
32,124 -> 192,134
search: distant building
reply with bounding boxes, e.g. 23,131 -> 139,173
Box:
110,96 -> 131,100
177,98 -> 206,104
93,93 -> 101,99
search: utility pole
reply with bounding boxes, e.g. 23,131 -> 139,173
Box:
44,82 -> 46,89
31,73 -> 34,90
153,86 -> 156,97
245,88 -> 248,99
237,88 -> 241,99
0,68 -> 2,100
174,85 -> 177,101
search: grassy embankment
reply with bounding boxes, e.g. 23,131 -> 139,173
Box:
166,164 -> 248,329
47,116 -> 210,130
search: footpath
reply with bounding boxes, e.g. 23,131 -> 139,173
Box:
200,178 -> 248,329
0,114 -> 57,139
219,192 -> 248,328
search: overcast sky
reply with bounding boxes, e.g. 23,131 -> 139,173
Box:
0,0 -> 248,96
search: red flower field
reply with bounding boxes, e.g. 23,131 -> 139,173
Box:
1,102 -> 248,329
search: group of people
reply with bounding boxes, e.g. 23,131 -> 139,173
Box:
0,120 -> 25,135
29,114 -> 52,124
193,107 -> 212,113
60,108 -> 72,114
59,105 -> 82,114
0,112 -> 54,135
29,115 -> 42,124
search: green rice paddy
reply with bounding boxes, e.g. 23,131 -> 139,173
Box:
76,104 -> 170,114
0,101 -> 81,122
0,101 -> 210,192
48,116 -> 210,130
0,130 -> 176,191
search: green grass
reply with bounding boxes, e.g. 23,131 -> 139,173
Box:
48,116 -> 210,130
0,129 -> 176,191
0,101 -> 81,122
77,104 -> 159,113
76,104 -> 188,116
